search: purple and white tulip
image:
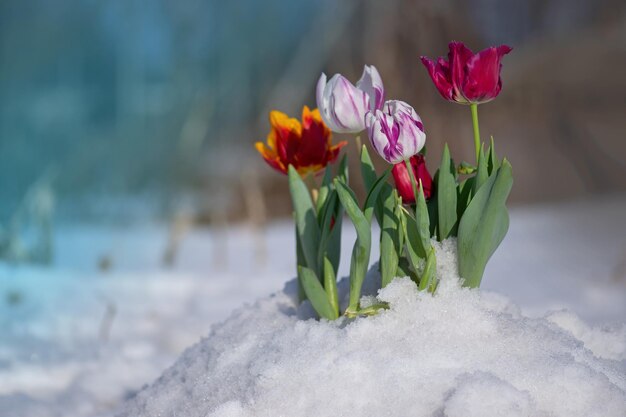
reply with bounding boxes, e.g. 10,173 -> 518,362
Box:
316,65 -> 385,134
365,100 -> 426,164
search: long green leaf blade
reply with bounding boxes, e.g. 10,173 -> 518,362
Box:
334,178 -> 372,314
457,160 -> 513,288
381,188 -> 399,287
299,266 -> 338,320
415,181 -> 431,254
418,246 -> 437,292
436,144 -> 458,240
473,145 -> 488,195
363,169 -> 391,223
323,256 -> 339,318
400,209 -> 424,282
487,136 -> 500,175
316,164 -> 333,216
288,165 -> 320,274
360,144 -> 377,192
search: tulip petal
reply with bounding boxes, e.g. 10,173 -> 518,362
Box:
316,66 -> 384,134
366,101 -> 426,165
447,41 -> 473,103
421,41 -> 511,105
316,72 -> 327,114
462,46 -> 509,103
356,65 -> 385,111
298,106 -> 331,167
391,154 -> 432,204
317,74 -> 343,132
331,76 -> 369,132
256,106 -> 344,176
420,56 -> 454,101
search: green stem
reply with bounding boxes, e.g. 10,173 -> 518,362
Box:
404,159 -> 419,204
305,173 -> 319,205
470,103 -> 481,164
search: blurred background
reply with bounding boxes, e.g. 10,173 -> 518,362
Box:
1,0 -> 625,232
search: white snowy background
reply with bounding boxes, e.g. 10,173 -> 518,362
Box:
1,195 -> 625,416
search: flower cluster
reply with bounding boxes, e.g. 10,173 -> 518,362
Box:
255,41 -> 513,320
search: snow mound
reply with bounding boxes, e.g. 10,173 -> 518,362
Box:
118,242 -> 626,417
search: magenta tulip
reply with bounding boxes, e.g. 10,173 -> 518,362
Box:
420,42 -> 512,105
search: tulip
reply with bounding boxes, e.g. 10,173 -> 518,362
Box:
391,154 -> 433,204
420,41 -> 512,105
255,106 -> 347,176
316,65 -> 384,133
365,100 -> 426,165
421,41 -> 512,163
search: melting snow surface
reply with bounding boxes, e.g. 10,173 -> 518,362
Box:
119,241 -> 626,417
2,196 -> 626,416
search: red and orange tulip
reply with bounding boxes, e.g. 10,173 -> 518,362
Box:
256,106 -> 347,176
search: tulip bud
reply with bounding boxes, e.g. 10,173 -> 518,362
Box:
391,154 -> 433,204
365,100 -> 426,164
420,41 -> 512,105
316,65 -> 384,133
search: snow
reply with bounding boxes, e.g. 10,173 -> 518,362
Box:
118,240 -> 626,417
1,195 -> 625,416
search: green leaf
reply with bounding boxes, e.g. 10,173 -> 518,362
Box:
418,246 -> 437,292
344,302 -> 389,318
427,195 -> 438,237
396,255 -> 419,282
457,176 -> 475,219
334,178 -> 372,314
436,144 -> 458,240
316,165 -> 333,216
360,144 -> 377,192
381,188 -> 400,287
415,182 -> 431,254
361,144 -> 389,226
288,165 -> 320,274
295,225 -> 306,302
394,191 -> 405,260
326,206 -> 343,275
400,209 -> 424,282
473,145 -> 488,195
317,190 -> 339,273
337,153 -> 349,183
363,169 -> 391,223
299,266 -> 338,320
487,136 -> 500,176
335,171 -> 391,313
323,256 -> 339,318
457,160 -> 513,288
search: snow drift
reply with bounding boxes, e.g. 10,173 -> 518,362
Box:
119,241 -> 626,417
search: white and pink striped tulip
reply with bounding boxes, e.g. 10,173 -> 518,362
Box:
316,65 -> 384,134
365,100 -> 426,164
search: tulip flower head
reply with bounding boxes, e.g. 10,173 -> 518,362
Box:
365,100 -> 426,165
255,106 -> 347,176
420,42 -> 512,105
316,65 -> 385,133
391,154 -> 433,204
